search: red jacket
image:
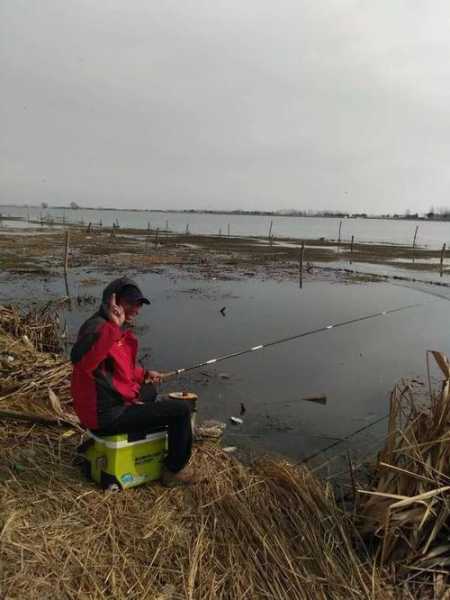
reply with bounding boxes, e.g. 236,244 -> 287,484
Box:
71,279 -> 147,430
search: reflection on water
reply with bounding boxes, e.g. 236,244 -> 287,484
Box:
2,269 -> 450,461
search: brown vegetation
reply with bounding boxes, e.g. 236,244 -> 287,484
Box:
358,352 -> 450,595
1,306 -> 450,598
0,226 -> 447,280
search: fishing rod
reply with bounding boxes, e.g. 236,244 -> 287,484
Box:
161,302 -> 424,381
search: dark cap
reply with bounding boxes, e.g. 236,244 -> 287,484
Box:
117,284 -> 150,306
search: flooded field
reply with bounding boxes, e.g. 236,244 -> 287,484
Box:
1,223 -> 449,467
2,264 -> 449,464
2,205 -> 450,247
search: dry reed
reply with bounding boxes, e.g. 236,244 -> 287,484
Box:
358,351 -> 450,595
0,303 -> 66,354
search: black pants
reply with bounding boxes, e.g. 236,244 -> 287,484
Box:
97,384 -> 192,473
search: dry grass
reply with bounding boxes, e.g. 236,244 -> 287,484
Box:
0,429 -> 387,600
0,306 -> 389,599
0,305 -> 75,423
358,351 -> 450,595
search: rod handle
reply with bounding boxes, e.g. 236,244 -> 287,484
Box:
160,370 -> 178,382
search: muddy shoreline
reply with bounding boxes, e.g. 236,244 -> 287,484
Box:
1,225 -> 449,284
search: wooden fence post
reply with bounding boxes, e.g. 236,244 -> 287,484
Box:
63,230 -> 71,302
412,225 -> 419,248
440,243 -> 446,277
412,225 -> 419,263
299,241 -> 305,288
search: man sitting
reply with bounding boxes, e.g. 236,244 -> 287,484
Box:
71,276 -> 195,487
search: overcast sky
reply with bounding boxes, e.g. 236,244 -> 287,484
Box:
1,1 -> 450,213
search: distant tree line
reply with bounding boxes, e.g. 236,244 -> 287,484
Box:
426,206 -> 450,220
14,203 -> 450,221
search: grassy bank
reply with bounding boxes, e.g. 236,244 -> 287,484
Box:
1,306 -> 450,598
0,306 -> 386,599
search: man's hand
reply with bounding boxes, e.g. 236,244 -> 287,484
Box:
145,370 -> 162,384
106,293 -> 125,327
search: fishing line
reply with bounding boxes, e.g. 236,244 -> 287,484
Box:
158,286 -> 446,464
299,413 -> 390,465
388,280 -> 450,304
162,301 -> 425,380
297,285 -> 450,464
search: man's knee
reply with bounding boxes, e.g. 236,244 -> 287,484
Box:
167,398 -> 192,417
140,382 -> 157,403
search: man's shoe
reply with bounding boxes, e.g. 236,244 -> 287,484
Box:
161,465 -> 197,488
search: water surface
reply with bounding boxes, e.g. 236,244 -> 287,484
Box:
2,269 -> 449,463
